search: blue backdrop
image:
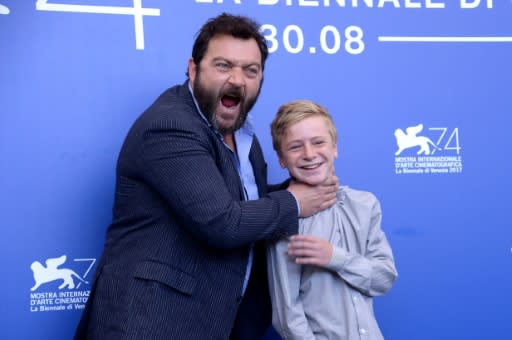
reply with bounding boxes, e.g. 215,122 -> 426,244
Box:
1,1 -> 511,339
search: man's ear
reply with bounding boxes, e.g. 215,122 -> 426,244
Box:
334,143 -> 339,159
188,58 -> 196,85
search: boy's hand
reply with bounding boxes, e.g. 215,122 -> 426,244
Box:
287,234 -> 333,267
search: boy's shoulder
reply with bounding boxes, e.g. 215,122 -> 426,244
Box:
339,186 -> 379,207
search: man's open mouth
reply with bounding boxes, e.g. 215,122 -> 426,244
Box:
221,94 -> 241,109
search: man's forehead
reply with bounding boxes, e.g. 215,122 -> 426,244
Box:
205,35 -> 262,64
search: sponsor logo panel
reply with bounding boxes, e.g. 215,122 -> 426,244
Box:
29,255 -> 96,312
394,123 -> 463,175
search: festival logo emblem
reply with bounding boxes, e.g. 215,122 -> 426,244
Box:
0,3 -> 10,15
394,123 -> 463,175
394,124 -> 440,156
30,255 -> 89,291
29,255 -> 96,312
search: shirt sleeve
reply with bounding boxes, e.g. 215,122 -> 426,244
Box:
266,239 -> 316,340
325,198 -> 398,297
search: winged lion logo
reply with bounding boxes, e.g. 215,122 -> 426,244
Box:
394,124 -> 440,156
30,255 -> 88,291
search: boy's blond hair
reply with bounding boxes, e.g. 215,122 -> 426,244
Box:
271,99 -> 337,155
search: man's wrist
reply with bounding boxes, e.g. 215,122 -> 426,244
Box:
287,190 -> 301,216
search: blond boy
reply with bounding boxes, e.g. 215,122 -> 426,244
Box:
267,100 -> 398,340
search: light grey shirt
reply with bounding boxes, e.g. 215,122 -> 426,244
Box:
267,186 -> 398,340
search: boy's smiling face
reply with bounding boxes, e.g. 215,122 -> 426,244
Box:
278,115 -> 338,186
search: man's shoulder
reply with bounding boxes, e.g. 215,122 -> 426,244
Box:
152,82 -> 195,115
136,82 -> 200,126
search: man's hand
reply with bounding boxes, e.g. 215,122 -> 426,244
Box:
287,175 -> 338,217
287,235 -> 333,267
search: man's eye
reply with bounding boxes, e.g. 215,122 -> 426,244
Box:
245,68 -> 259,77
216,63 -> 230,70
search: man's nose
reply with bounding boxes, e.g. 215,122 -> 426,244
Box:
228,67 -> 245,86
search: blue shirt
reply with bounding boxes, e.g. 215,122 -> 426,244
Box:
188,84 -> 257,294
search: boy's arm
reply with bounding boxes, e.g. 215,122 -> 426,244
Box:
288,199 -> 398,297
326,199 -> 397,296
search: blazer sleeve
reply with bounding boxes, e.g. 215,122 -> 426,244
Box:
135,105 -> 298,249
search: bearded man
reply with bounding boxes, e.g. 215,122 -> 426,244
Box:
74,13 -> 338,340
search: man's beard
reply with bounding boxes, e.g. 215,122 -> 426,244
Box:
193,69 -> 261,135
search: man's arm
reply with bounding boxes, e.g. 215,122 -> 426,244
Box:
287,178 -> 339,218
137,113 -> 299,249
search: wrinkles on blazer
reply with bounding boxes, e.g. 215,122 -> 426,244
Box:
75,82 -> 300,340
121,84 -> 298,249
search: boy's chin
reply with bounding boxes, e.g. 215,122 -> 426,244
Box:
296,176 -> 329,186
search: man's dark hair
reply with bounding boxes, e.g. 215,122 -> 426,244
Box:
187,13 -> 269,77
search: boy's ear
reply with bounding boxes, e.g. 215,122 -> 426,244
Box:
278,155 -> 286,168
